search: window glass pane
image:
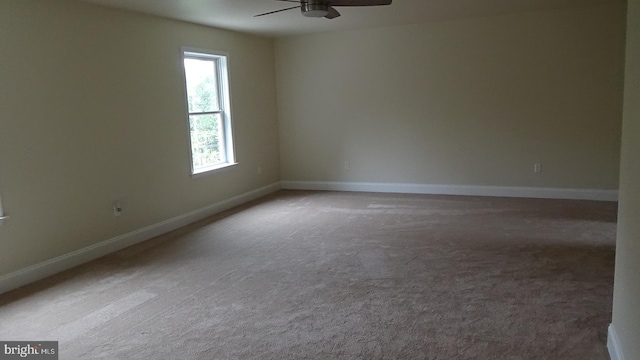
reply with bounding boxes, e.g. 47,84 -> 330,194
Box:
184,58 -> 220,113
189,113 -> 225,170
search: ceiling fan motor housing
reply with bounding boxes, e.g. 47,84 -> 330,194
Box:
301,2 -> 330,17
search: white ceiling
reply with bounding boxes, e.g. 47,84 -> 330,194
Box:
78,0 -> 610,38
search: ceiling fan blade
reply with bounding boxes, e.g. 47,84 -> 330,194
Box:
254,5 -> 301,17
330,0 -> 392,6
325,6 -> 341,19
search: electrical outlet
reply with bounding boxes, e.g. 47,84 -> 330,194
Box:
113,202 -> 122,217
344,161 -> 350,170
257,166 -> 262,175
534,163 -> 542,173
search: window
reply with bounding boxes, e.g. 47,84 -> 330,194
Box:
0,193 -> 6,223
182,50 -> 235,174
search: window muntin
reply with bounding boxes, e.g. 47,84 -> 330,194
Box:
182,51 -> 234,174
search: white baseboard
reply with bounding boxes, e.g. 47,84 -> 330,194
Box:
280,181 -> 618,201
608,324 -> 626,360
0,182 -> 281,295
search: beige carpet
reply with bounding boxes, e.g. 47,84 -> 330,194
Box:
0,191 -> 617,359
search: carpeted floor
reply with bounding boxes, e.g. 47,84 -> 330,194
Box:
0,190 -> 617,359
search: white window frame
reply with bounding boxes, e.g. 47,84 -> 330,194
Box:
181,48 -> 236,175
0,193 -> 7,225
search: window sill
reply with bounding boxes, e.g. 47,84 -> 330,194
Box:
191,162 -> 238,177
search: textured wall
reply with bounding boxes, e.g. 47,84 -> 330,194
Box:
612,0 -> 640,358
276,4 -> 625,189
0,0 -> 280,276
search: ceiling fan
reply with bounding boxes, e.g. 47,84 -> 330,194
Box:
255,0 -> 392,19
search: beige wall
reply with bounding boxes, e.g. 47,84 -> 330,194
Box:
275,4 -> 625,189
0,0 -> 280,276
612,0 -> 640,358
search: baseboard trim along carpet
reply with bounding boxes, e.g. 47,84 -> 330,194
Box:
608,324 -> 626,360
280,181 -> 619,201
0,182 -> 281,295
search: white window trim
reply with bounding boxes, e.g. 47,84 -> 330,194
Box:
181,47 -> 236,176
0,193 -> 7,225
